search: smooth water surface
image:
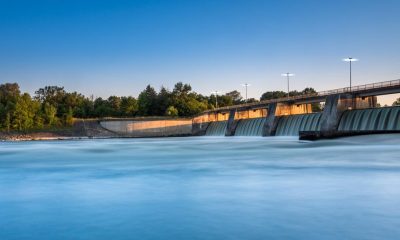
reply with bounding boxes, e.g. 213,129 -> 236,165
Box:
1,136 -> 400,239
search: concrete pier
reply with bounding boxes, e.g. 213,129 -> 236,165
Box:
262,103 -> 278,136
225,109 -> 237,136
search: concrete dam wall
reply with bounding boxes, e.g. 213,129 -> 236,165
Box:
202,106 -> 400,137
100,119 -> 192,137
99,106 -> 400,138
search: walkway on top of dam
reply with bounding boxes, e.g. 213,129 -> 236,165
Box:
205,78 -> 400,113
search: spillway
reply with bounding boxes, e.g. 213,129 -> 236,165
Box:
234,118 -> 266,136
275,113 -> 322,136
205,121 -> 228,136
338,106 -> 400,131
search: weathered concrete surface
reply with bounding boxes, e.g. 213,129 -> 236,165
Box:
319,94 -> 343,133
100,119 -> 192,137
262,103 -> 278,136
235,108 -> 266,120
275,103 -> 312,116
318,93 -> 379,134
192,122 -> 211,136
225,109 -> 237,136
192,113 -> 211,136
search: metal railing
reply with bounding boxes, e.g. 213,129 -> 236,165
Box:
204,79 -> 400,113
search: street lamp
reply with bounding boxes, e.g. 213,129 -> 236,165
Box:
281,73 -> 294,99
342,57 -> 358,91
211,91 -> 219,108
241,83 -> 250,102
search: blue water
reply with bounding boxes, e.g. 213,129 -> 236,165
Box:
1,136 -> 400,240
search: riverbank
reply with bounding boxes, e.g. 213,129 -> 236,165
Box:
0,119 -> 119,141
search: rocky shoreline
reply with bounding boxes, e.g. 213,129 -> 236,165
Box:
0,132 -> 86,141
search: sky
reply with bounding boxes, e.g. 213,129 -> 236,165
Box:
0,0 -> 399,104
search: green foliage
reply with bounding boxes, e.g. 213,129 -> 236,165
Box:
392,97 -> 400,106
120,96 -> 138,116
138,85 -> 158,116
260,91 -> 287,101
225,90 -> 243,104
12,93 -> 39,131
43,103 -> 58,126
165,106 -> 178,117
64,107 -> 74,126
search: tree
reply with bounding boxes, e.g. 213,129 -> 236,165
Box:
301,88 -> 321,112
43,102 -> 58,126
120,96 -> 138,116
64,107 -> 74,126
208,94 -> 233,108
0,83 -> 20,129
0,83 -> 20,104
165,106 -> 178,117
169,83 -> 208,116
301,87 -> 317,95
94,97 -> 112,117
12,93 -> 40,131
225,90 -> 243,104
246,98 -> 259,104
156,87 -> 171,116
4,112 -> 11,132
393,97 -> 400,106
173,82 -> 192,96
138,85 -> 158,116
35,86 -> 65,105
107,96 -> 122,116
260,91 -> 287,101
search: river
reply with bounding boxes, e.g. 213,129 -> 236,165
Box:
1,135 -> 400,239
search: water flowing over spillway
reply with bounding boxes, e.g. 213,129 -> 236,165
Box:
275,113 -> 322,136
338,106 -> 400,131
234,118 -> 266,136
205,121 -> 228,136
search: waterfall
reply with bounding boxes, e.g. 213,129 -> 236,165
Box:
234,118 -> 266,136
205,121 -> 228,136
338,106 -> 400,131
275,113 -> 322,136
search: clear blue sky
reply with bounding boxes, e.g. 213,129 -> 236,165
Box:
0,0 -> 399,102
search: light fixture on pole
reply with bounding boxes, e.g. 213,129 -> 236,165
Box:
241,83 -> 250,102
281,73 -> 294,99
342,57 -> 358,91
211,91 -> 219,108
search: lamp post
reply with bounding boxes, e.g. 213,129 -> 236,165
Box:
342,57 -> 358,92
281,73 -> 294,99
211,91 -> 219,108
241,83 -> 250,102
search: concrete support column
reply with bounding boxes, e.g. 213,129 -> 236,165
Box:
320,94 -> 353,133
225,109 -> 238,136
262,103 -> 278,136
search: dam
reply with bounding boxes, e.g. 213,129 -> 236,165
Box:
202,107 -> 400,137
98,79 -> 400,139
191,79 -> 400,138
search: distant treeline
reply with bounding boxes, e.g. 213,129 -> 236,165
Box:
0,82 -> 245,131
2,81 -> 369,132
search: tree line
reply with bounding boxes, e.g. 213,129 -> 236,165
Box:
0,82 -> 245,131
5,80 -> 382,132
